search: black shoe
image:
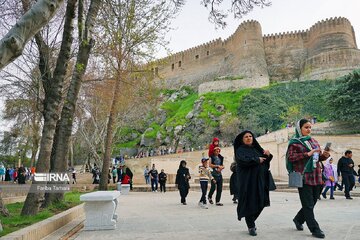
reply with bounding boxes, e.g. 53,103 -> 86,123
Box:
216,202 -> 223,206
182,202 -> 187,205
321,193 -> 327,199
330,197 -> 335,200
233,200 -> 238,204
346,197 -> 353,200
248,228 -> 257,236
312,230 -> 325,238
208,197 -> 214,204
293,218 -> 304,231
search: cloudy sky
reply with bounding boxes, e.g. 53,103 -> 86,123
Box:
157,0 -> 360,58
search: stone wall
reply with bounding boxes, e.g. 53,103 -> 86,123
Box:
126,123 -> 360,184
151,17 -> 360,92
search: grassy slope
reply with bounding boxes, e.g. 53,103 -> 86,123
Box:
116,80 -> 335,146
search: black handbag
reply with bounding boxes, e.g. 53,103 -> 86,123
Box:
288,171 -> 303,188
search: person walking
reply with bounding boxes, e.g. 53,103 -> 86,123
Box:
286,119 -> 330,239
321,157 -> 336,199
149,164 -> 159,192
208,147 -> 224,206
0,165 -> 5,181
72,169 -> 77,184
198,157 -> 215,209
230,162 -> 239,204
158,169 -> 167,193
234,130 -> 273,236
175,160 -> 191,205
337,150 -> 356,199
144,166 -> 150,184
112,166 -> 117,184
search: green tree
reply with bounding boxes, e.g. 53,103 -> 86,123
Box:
326,70 -> 360,123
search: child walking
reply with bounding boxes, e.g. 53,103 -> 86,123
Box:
198,157 -> 215,209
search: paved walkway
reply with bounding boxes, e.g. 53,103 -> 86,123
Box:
71,190 -> 360,240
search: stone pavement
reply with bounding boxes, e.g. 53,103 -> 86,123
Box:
71,189 -> 360,240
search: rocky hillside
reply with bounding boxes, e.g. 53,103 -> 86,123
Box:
114,79 -> 343,157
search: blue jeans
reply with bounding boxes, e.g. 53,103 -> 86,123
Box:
200,180 -> 208,204
145,176 -> 150,184
322,185 -> 334,198
151,178 -> 158,191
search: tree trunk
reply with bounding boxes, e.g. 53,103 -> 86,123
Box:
21,0 -> 77,216
99,74 -> 123,190
0,0 -> 65,70
0,193 -> 10,217
43,0 -> 102,206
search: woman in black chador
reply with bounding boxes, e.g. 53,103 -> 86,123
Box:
234,130 -> 273,236
175,160 -> 191,205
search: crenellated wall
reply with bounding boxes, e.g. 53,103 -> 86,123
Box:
151,17 -> 360,92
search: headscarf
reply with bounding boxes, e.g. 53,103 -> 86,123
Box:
179,160 -> 187,169
212,137 -> 219,143
286,119 -> 315,173
233,130 -> 264,155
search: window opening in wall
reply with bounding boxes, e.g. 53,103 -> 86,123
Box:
155,67 -> 158,75
171,63 -> 174,70
207,51 -> 209,56
195,55 -> 199,59
178,61 -> 182,67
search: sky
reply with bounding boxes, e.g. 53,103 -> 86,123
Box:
157,0 -> 360,58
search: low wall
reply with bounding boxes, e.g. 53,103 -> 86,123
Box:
1,204 -> 85,240
126,124 -> 360,183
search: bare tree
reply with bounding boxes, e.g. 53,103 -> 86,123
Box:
0,0 -> 65,70
21,0 -> 77,216
43,0 -> 103,206
201,0 -> 271,28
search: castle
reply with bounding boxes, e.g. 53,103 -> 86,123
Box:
152,17 -> 360,94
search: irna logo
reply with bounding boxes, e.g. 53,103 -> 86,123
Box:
34,173 -> 70,182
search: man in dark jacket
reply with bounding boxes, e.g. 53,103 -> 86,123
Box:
337,150 -> 355,199
149,164 -> 159,192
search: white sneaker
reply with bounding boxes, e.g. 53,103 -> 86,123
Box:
155,190 -> 158,192
198,202 -> 202,207
202,204 -> 208,209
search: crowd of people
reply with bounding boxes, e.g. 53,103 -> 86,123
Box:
139,118 -> 358,238
0,164 -> 35,184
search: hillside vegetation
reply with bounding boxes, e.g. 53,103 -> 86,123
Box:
114,79 -> 339,154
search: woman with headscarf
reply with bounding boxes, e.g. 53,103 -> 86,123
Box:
321,157 -> 337,199
175,160 -> 191,205
234,130 -> 273,236
286,119 -> 330,239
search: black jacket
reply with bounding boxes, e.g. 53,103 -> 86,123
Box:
234,130 -> 273,221
159,172 -> 167,183
337,157 -> 355,176
175,166 -> 190,189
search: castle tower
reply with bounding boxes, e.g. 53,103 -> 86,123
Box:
302,17 -> 360,80
223,20 -> 269,86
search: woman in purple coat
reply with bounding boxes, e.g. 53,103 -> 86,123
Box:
321,157 -> 336,199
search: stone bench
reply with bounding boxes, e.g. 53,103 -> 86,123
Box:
80,191 -> 120,230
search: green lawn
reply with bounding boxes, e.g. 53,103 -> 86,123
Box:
0,191 -> 83,237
